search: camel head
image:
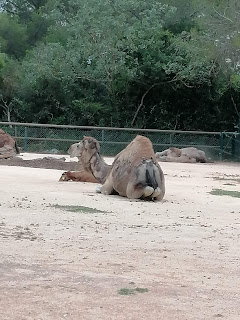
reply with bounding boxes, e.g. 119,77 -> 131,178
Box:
68,142 -> 82,158
78,136 -> 100,164
68,136 -> 100,158
67,136 -> 101,172
81,136 -> 100,154
169,147 -> 182,157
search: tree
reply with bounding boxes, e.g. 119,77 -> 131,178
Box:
194,0 -> 240,127
0,0 -> 239,131
0,53 -> 23,122
0,13 -> 28,58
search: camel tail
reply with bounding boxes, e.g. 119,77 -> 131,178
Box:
145,161 -> 158,190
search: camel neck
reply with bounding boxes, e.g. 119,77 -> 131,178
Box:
89,152 -> 110,184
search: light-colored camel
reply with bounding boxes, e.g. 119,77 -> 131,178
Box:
59,170 -> 98,183
58,142 -> 105,183
0,129 -> 20,159
74,135 -> 165,201
156,147 -> 208,163
68,141 -> 111,184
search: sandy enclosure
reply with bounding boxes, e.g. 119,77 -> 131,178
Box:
0,154 -> 240,320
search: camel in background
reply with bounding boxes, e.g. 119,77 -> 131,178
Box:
156,147 -> 208,163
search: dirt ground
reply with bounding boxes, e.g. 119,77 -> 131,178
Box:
0,153 -> 240,320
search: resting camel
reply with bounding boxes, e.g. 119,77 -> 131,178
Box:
71,135 -> 165,201
68,141 -> 111,184
59,170 -> 98,183
58,142 -> 102,182
156,147 -> 208,163
0,129 -> 20,159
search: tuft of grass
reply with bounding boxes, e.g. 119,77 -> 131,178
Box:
118,287 -> 149,296
118,288 -> 136,296
210,189 -> 240,198
51,204 -> 105,213
135,287 -> 149,293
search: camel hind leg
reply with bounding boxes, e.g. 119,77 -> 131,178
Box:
126,183 -> 160,200
126,162 -> 150,199
126,160 -> 162,200
126,182 -> 146,199
142,159 -> 165,200
152,167 -> 165,201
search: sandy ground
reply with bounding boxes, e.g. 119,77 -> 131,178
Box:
0,154 -> 240,320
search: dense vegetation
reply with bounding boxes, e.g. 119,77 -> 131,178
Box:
0,0 -> 239,131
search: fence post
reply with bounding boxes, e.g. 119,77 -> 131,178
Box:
219,132 -> 223,161
14,125 -> 17,138
169,133 -> 173,146
101,129 -> 105,154
24,127 -> 28,151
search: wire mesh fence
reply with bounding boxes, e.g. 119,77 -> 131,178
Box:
0,122 -> 239,161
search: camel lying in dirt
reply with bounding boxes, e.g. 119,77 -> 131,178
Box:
59,170 -> 98,183
68,141 -> 111,184
156,147 -> 208,163
71,135 -> 165,201
0,129 -> 20,159
58,142 -> 102,183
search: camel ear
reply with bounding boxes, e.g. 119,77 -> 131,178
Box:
83,138 -> 88,148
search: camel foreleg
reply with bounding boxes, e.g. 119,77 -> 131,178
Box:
100,173 -> 115,195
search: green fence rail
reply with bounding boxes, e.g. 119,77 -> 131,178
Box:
0,122 -> 239,161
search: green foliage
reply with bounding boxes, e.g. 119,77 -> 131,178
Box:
0,13 -> 28,58
210,189 -> 240,198
51,204 -> 105,213
0,0 -> 239,131
118,287 -> 149,295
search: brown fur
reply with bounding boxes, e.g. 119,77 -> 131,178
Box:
59,171 -> 98,183
0,129 -> 20,159
76,135 -> 165,201
169,147 -> 182,157
68,139 -> 111,184
158,154 -> 196,163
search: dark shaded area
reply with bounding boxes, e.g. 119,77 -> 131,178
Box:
0,156 -> 81,171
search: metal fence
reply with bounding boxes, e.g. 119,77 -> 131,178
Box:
0,121 -> 239,161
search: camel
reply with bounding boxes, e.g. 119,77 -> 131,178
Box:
0,129 -> 20,159
59,170 -> 98,183
58,142 -> 104,183
156,147 -> 208,163
68,141 -> 111,184
73,135 -> 165,201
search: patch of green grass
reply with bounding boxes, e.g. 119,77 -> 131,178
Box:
135,287 -> 149,293
118,288 -> 136,296
210,189 -> 240,198
51,204 -> 105,213
118,287 -> 149,296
